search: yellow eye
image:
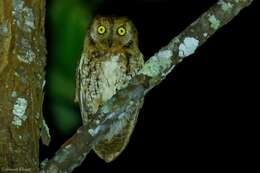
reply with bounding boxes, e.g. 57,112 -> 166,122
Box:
117,27 -> 126,36
97,25 -> 106,34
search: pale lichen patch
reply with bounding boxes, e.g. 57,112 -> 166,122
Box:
42,80 -> 46,90
42,119 -> 50,139
140,50 -> 173,77
88,126 -> 102,137
11,91 -> 17,98
16,38 -> 36,63
178,37 -> 199,58
12,0 -> 35,32
12,97 -> 28,127
203,32 -> 208,37
218,0 -> 233,12
65,144 -> 72,149
17,53 -> 35,64
208,14 -> 221,30
0,21 -> 8,36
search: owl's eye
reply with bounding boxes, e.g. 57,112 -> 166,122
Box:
97,25 -> 106,34
117,27 -> 126,36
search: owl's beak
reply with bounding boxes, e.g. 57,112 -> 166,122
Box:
108,39 -> 113,48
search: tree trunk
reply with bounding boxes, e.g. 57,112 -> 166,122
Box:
0,0 -> 46,172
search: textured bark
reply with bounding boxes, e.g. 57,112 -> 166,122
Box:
0,0 -> 47,172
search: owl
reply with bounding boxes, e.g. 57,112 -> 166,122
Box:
75,16 -> 144,162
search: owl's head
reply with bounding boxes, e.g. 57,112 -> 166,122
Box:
88,16 -> 138,50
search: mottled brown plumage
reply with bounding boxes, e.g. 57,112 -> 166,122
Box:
75,16 -> 144,162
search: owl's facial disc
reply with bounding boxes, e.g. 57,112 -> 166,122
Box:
89,16 -> 137,50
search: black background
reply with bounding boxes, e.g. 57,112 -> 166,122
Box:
42,0 -> 259,172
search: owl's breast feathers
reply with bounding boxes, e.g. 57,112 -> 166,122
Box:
79,53 -> 131,120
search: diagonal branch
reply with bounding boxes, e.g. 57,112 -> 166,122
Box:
40,0 -> 253,172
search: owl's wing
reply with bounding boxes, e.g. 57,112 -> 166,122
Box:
74,66 -> 80,103
74,57 -> 81,103
75,53 -> 92,124
93,97 -> 144,162
75,55 -> 84,103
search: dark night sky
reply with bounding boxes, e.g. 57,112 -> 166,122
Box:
42,0 -> 259,172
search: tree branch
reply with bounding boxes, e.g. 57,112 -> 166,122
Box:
40,0 -> 253,172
